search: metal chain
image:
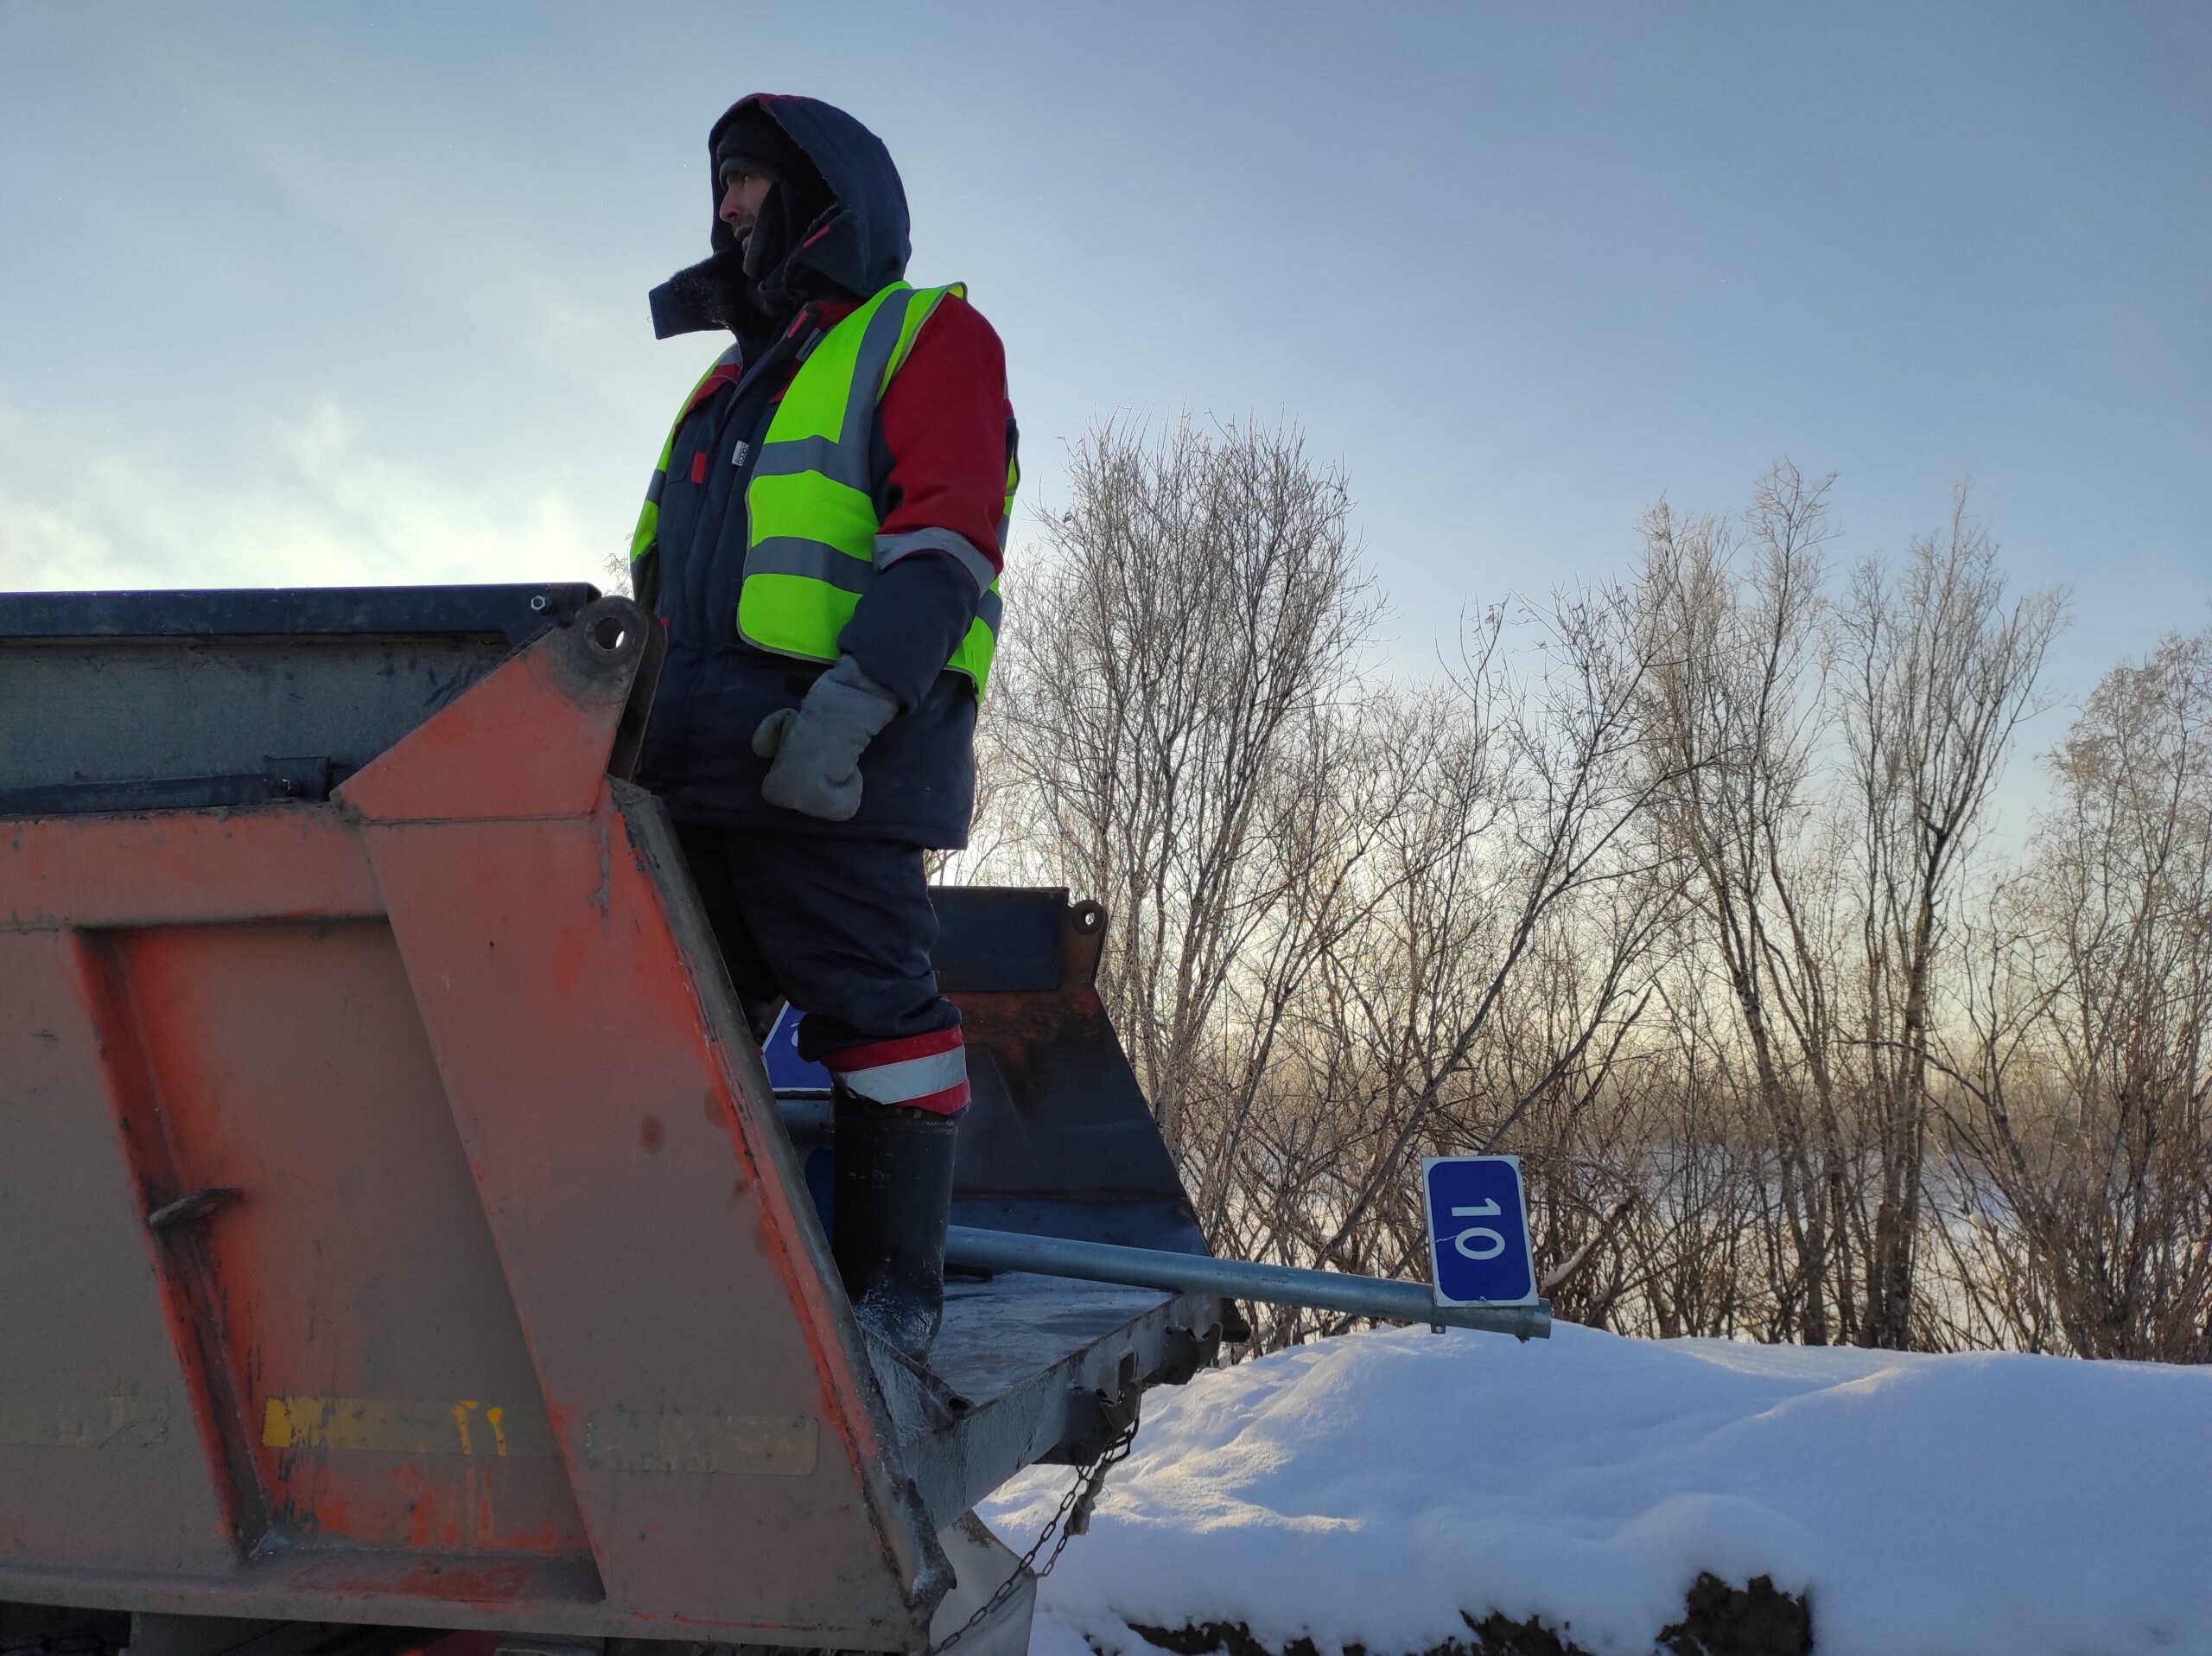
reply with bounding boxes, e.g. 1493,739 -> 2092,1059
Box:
927,1413 -> 1141,1656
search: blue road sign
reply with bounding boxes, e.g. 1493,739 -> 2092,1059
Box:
763,1006 -> 833,1093
1422,1155 -> 1539,1306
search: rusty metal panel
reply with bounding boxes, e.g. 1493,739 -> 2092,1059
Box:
333,628 -> 636,824
1,810 -> 380,931
331,608 -> 939,1641
353,807 -> 935,1640
0,929 -> 240,1572
0,592 -> 1219,1651
0,602 -> 940,1646
107,919 -> 597,1562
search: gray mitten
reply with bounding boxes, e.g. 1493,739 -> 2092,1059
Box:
752,654 -> 901,821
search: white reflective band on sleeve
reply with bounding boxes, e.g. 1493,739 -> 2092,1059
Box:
832,1046 -> 968,1106
874,528 -> 999,596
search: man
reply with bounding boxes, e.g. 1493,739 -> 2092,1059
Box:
630,94 -> 1014,1362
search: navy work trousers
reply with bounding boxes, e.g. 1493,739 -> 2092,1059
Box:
675,825 -> 962,1063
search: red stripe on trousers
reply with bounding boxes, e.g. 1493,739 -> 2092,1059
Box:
899,1079 -> 970,1117
824,1025 -> 964,1073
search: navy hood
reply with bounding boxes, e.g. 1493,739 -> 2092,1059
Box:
649,94 -> 912,341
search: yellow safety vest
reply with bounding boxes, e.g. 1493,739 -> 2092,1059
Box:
630,281 -> 1014,698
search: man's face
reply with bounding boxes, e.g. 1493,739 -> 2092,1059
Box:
719,170 -> 773,246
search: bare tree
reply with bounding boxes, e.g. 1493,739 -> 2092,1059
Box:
1283,585 -> 1685,1293
1839,486 -> 2063,1347
963,438 -> 2207,1366
990,417 -> 1379,1158
1939,625 -> 2212,1360
1634,462 -> 1857,1341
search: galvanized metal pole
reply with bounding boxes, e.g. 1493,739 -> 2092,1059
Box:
944,1226 -> 1552,1340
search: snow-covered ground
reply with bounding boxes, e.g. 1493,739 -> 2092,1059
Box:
982,1322 -> 2212,1656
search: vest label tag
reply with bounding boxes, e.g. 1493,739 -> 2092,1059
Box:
732,440 -> 751,468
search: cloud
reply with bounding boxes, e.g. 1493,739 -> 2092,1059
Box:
99,16 -> 663,430
0,398 -> 617,594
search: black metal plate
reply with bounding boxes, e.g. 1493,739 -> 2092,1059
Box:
0,585 -> 598,647
931,887 -> 1065,992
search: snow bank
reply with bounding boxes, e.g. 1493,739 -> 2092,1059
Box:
981,1322 -> 2212,1656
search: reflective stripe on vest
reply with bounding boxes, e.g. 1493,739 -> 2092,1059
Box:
738,281 -> 1008,698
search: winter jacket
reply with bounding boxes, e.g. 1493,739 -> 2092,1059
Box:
632,94 -> 1015,848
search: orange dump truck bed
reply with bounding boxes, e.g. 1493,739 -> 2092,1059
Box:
0,587 -> 1223,1656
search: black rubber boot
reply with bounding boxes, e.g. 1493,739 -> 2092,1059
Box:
831,1092 -> 960,1365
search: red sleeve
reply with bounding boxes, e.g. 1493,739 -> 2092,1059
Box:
874,294 -> 1013,579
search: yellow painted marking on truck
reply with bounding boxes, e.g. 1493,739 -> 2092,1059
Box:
257,1398 -> 815,1473
260,1396 -> 557,1458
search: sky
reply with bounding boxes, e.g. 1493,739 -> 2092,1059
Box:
2,1 -> 2207,736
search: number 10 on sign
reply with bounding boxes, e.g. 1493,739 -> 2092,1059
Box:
1421,1155 -> 1539,1306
